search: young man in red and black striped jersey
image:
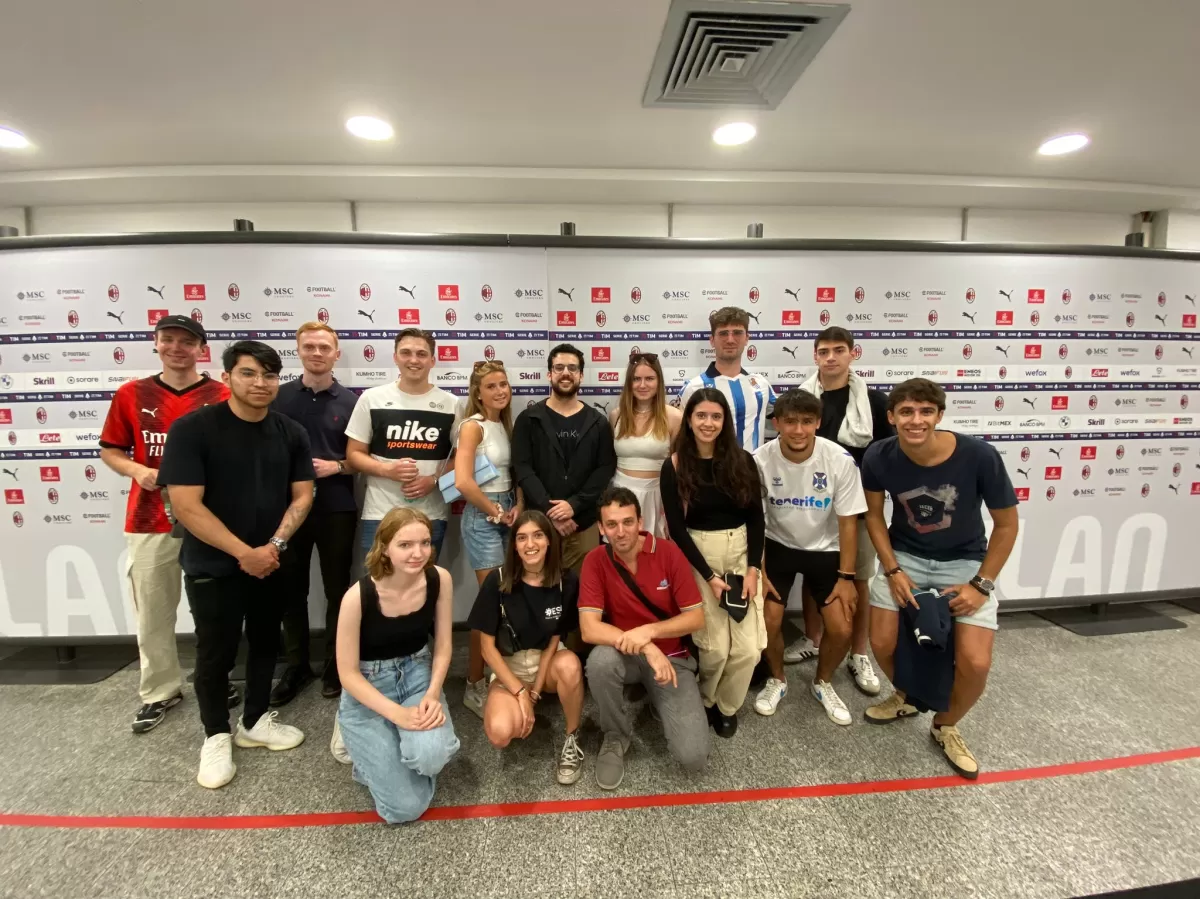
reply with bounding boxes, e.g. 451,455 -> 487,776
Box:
100,315 -> 231,734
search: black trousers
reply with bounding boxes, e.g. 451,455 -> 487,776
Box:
185,570 -> 286,737
280,510 -> 357,670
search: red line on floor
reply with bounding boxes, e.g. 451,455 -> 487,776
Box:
2,745 -> 1197,831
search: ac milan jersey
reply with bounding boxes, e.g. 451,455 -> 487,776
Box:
100,375 -> 230,533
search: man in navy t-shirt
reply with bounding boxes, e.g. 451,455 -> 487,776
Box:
860,378 -> 1018,780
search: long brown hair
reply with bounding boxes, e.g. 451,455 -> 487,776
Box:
671,388 -> 757,507
463,360 -> 513,436
365,507 -> 436,578
499,510 -> 564,593
613,353 -> 669,440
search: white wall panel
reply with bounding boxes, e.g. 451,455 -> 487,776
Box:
671,206 -> 962,240
355,203 -> 667,237
30,202 -> 354,235
1161,210 -> 1200,251
0,208 -> 25,235
964,209 -> 1129,245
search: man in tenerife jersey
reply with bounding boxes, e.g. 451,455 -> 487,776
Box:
99,315 -> 232,734
345,328 -> 462,562
678,306 -> 775,451
751,389 -> 867,725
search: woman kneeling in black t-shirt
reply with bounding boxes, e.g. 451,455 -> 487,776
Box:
467,510 -> 585,785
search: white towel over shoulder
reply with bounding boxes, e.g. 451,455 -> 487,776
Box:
799,371 -> 873,448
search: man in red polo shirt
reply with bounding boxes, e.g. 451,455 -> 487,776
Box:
579,485 -> 708,790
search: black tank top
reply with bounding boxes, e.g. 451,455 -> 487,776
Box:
358,568 -> 439,661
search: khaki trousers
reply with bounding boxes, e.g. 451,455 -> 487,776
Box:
125,532 -> 184,703
562,523 -> 600,573
688,526 -> 767,717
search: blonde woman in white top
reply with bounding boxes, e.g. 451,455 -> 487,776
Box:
454,360 -> 522,717
608,352 -> 682,538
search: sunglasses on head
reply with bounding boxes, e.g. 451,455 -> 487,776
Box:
629,352 -> 658,364
473,359 -> 505,371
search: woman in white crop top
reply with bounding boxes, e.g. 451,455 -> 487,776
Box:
454,360 -> 523,717
608,352 -> 682,537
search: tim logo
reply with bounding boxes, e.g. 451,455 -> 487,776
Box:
67,310 -> 80,328
184,284 -> 206,301
1058,344 -> 1068,359
598,372 -> 620,383
1028,289 -> 1045,304
1015,487 -> 1030,502
855,287 -> 865,303
398,309 -> 419,325
748,287 -> 760,303
996,310 -> 1014,326
445,309 -> 457,326
591,288 -> 611,303
965,288 -> 976,303
317,307 -> 330,324
1051,396 -> 1068,410
481,284 -> 493,302
596,311 -> 607,327
556,311 -> 576,327
363,346 -> 376,363
107,284 -> 120,302
438,285 -> 459,302
228,283 -> 240,301
39,467 -> 60,482
927,310 -> 938,326
359,284 -> 372,301
815,287 -> 836,303
819,310 -> 831,326
746,345 -> 758,362
1024,345 -> 1042,359
592,347 -> 611,362
962,344 -> 973,360
1062,289 -> 1072,304
1080,446 -> 1097,460
438,346 -> 459,362
782,310 -> 801,326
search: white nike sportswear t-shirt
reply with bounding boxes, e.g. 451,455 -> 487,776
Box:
754,435 -> 867,553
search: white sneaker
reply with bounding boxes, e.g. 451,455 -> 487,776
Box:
811,680 -> 852,726
463,677 -> 488,720
783,636 -> 819,664
754,678 -> 788,716
848,654 -> 882,696
197,733 -> 236,789
233,710 -> 305,751
330,715 -> 351,765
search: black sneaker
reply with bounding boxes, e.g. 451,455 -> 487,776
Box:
320,661 -> 341,698
131,693 -> 183,734
227,681 -> 241,709
269,665 -> 314,708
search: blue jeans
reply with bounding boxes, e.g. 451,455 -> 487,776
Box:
360,517 -> 447,566
868,550 -> 998,631
460,489 -> 515,570
338,647 -> 460,824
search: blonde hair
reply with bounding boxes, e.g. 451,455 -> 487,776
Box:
464,361 -> 513,437
365,507 -> 436,578
614,354 -> 669,440
295,321 -> 339,343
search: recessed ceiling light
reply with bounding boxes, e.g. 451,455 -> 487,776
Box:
0,127 -> 31,150
345,116 -> 394,141
713,122 -> 756,146
1038,133 -> 1089,156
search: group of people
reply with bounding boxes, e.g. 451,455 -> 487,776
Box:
100,305 -> 1019,823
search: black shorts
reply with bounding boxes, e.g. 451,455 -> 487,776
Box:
763,539 -> 840,607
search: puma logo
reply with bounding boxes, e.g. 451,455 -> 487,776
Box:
1168,484 -> 1179,494
1154,314 -> 1167,325
1048,447 -> 1062,459
1186,295 -> 1196,306
746,312 -> 760,324
592,401 -> 609,411
557,287 -> 575,302
1016,468 -> 1030,478
999,289 -> 1013,302
1022,398 -> 1036,409
397,285 -> 416,299
357,309 -> 375,323
142,408 -> 158,418
784,288 -> 801,301
1183,347 -> 1195,358
782,347 -> 798,359
147,285 -> 165,300
995,346 -> 1010,358
961,311 -> 977,323
2,468 -> 16,480
106,310 -> 125,324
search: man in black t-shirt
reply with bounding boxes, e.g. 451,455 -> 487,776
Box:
789,327 -> 893,695
160,341 -> 316,791
860,378 -> 1019,780
511,343 -> 616,572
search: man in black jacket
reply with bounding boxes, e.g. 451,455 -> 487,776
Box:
512,343 -> 617,572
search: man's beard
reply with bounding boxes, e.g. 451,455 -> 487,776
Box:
551,380 -> 579,399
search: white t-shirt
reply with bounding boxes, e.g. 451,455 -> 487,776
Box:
754,436 -> 867,552
345,381 -> 462,521
678,363 -> 775,451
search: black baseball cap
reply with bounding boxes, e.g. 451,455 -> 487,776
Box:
154,314 -> 207,343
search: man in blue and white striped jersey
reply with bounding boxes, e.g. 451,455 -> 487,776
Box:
678,306 -> 776,451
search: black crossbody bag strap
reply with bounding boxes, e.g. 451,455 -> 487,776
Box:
604,545 -> 697,659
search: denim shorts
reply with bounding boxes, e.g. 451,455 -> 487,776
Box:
460,490 -> 515,570
868,550 -> 999,631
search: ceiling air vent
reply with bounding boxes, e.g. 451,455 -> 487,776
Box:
643,0 -> 850,109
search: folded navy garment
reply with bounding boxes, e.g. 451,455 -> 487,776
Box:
893,588 -> 955,713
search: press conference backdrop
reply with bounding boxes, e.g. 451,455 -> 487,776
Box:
0,238 -> 1197,639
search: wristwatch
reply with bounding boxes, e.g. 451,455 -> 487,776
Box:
969,575 -> 995,596
336,460 -> 346,475
269,536 -> 288,553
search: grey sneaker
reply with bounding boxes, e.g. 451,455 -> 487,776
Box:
595,733 -> 628,790
462,678 -> 487,720
556,732 -> 585,785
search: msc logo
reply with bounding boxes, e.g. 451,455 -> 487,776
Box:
885,290 -> 910,300
514,288 -> 544,300
474,312 -> 503,323
16,291 -> 45,300
222,312 -> 252,322
481,284 -> 493,302
80,491 -> 109,501
263,287 -> 294,297
661,291 -> 689,300
445,309 -> 457,326
363,346 -> 376,362
623,313 -> 651,324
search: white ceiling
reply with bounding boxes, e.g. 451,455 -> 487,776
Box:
2,0 -> 1199,210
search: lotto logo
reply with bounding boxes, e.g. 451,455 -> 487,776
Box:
1028,289 -> 1045,304
996,310 -> 1014,325
1080,446 -> 1097,460
556,311 -> 576,327
782,310 -> 800,326
437,285 -> 459,302
591,287 -> 611,303
437,346 -> 459,362
591,347 -> 611,362
184,284 -> 206,301
815,287 -> 836,303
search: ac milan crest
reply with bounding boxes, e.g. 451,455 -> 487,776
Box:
359,284 -> 371,301
1082,465 -> 1091,480
1158,292 -> 1167,307
67,310 -> 80,328
1062,289 -> 1072,304
1058,343 -> 1068,359
852,345 -> 863,360
36,407 -> 47,424
1116,444 -> 1125,460
107,284 -> 120,302
1020,446 -> 1031,462
85,465 -> 97,481
317,307 -> 330,324
927,310 -> 938,326
1182,395 -> 1190,409
1141,483 -> 1151,498
363,345 -> 376,362
191,309 -> 203,323
484,345 -> 496,361
596,311 -> 607,327
746,345 -> 758,362
1173,463 -> 1182,477
965,288 -> 975,303
1064,365 -> 1073,378
228,283 -> 240,301
1155,344 -> 1164,360
1030,311 -> 1040,326
1046,486 -> 1056,501
481,284 -> 493,302
994,396 -> 1004,411
12,512 -> 22,527
631,287 -> 642,303
998,365 -> 1008,379
1089,394 -> 1099,410
113,347 -> 125,364
1126,312 -> 1135,327
748,287 -> 760,303
445,309 -> 457,326
962,344 -> 973,360
47,488 -> 59,504
819,310 -> 831,326
854,287 -> 865,303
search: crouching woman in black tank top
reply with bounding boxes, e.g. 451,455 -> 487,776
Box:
335,507 -> 461,824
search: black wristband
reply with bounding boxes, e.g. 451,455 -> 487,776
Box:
837,571 -> 856,581
884,566 -> 903,578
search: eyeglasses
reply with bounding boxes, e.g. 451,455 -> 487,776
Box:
473,360 -> 505,371
629,352 -> 658,364
234,369 -> 280,384
550,364 -> 581,374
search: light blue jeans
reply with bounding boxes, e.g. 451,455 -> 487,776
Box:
338,647 -> 461,824
868,550 -> 999,631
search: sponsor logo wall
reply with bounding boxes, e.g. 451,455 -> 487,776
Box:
0,244 -> 1197,635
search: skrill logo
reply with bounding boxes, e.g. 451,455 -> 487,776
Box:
591,287 -> 611,303
556,311 -> 577,327
437,346 -> 459,362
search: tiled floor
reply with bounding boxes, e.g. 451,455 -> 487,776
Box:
2,606 -> 1200,898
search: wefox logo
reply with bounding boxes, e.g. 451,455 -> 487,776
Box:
769,495 -> 833,509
